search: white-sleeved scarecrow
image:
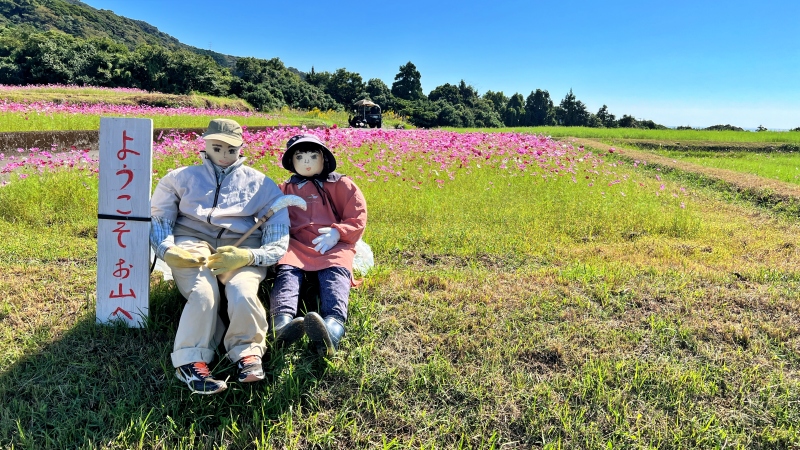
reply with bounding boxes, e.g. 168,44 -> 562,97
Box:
150,118 -> 290,394
269,134 -> 368,358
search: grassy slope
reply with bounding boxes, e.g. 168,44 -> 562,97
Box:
0,134 -> 798,448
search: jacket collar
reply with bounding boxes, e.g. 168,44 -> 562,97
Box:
288,172 -> 343,187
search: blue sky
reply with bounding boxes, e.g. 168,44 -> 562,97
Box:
81,0 -> 800,129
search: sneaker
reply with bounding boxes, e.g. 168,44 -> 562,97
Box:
237,355 -> 264,383
175,362 -> 228,394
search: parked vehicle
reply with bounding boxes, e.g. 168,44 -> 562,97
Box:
349,99 -> 382,128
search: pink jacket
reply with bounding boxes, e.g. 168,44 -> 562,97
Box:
278,174 -> 367,275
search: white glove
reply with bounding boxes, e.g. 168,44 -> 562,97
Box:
312,227 -> 340,254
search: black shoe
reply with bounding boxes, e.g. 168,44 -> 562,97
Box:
236,355 -> 264,383
304,312 -> 345,358
270,314 -> 305,347
175,362 -> 228,394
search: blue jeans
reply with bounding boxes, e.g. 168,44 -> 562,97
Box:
270,264 -> 350,323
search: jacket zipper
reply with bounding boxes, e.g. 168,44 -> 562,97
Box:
207,180 -> 224,238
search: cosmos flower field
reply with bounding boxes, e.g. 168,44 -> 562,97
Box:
1,125 -> 696,250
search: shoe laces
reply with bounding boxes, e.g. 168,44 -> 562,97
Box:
192,362 -> 212,378
239,355 -> 260,367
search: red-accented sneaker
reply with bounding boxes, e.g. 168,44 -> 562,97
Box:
175,362 -> 227,394
237,355 -> 264,383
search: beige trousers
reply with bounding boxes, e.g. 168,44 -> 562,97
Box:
169,236 -> 268,367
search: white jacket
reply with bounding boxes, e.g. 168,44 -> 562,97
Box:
151,157 -> 289,241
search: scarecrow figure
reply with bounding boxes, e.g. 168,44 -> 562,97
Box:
269,134 -> 368,357
150,118 -> 289,394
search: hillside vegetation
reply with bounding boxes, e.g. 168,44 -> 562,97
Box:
0,0 -> 236,66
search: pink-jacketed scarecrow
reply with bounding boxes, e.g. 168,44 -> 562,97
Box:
269,134 -> 368,358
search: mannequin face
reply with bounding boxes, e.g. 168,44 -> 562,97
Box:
204,138 -> 240,168
293,149 -> 324,176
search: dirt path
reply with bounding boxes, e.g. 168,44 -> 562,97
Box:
567,137 -> 800,213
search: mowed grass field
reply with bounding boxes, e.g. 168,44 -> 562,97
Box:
0,121 -> 799,449
462,126 -> 800,144
646,149 -> 800,186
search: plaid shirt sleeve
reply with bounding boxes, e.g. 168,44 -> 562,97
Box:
150,216 -> 176,260
250,223 -> 290,267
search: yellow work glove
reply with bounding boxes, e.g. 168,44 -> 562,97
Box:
206,246 -> 252,276
163,246 -> 206,268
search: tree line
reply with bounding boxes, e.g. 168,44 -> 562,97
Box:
0,25 -> 669,129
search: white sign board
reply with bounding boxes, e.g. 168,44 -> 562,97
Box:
96,118 -> 153,327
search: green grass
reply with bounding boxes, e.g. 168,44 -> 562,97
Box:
457,126 -> 800,144
0,111 -> 281,132
1,138 -> 800,448
648,149 -> 800,185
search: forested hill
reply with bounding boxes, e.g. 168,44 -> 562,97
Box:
0,0 -> 237,67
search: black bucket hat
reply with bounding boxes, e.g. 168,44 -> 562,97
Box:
282,134 -> 336,176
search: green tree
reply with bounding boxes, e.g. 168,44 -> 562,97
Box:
304,66 -> 329,89
365,77 -> 393,110
324,68 -> 365,107
617,114 -> 638,128
555,89 -> 590,126
483,90 -> 508,118
391,61 -> 424,101
428,83 -> 461,105
595,104 -> 617,128
230,57 -> 339,111
637,119 -> 666,130
19,31 -> 80,83
437,100 -> 474,127
396,98 -> 439,128
162,49 -> 230,95
127,44 -> 172,92
503,93 -> 525,126
586,114 -> 603,128
524,89 -> 555,126
704,124 -> 744,131
458,80 -> 479,108
472,98 -> 503,128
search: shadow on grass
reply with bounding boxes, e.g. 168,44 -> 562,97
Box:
0,278 -> 332,449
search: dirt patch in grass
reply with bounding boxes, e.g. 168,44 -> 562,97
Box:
612,139 -> 800,153
387,249 -> 541,271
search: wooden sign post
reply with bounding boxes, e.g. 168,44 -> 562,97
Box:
96,118 -> 153,327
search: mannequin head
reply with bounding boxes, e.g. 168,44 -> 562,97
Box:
204,139 -> 240,168
200,118 -> 244,168
293,148 -> 324,177
282,134 -> 336,178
